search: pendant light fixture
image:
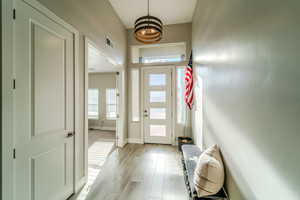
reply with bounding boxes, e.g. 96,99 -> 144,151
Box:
134,0 -> 163,44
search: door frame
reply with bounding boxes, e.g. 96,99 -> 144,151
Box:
1,0 -> 81,199
140,66 -> 176,145
115,70 -> 127,147
83,37 -> 126,158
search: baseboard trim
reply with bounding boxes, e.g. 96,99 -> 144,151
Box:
117,138 -> 128,148
128,138 -> 143,144
123,138 -> 128,146
89,126 -> 116,131
75,176 -> 87,193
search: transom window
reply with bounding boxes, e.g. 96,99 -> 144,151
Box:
131,42 -> 186,64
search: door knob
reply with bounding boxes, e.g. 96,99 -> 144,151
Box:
66,132 -> 75,138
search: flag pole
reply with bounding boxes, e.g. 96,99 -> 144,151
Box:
183,51 -> 193,138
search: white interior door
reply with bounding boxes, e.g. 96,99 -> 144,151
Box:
14,0 -> 75,199
143,67 -> 173,144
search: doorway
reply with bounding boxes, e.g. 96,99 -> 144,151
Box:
142,67 -> 174,144
86,72 -> 117,193
77,38 -> 125,198
88,72 -> 118,144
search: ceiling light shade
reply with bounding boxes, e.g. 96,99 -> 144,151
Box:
134,0 -> 163,44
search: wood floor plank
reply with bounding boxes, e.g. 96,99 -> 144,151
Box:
75,144 -> 187,200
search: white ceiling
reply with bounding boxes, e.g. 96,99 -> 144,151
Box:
88,43 -> 119,73
109,0 -> 197,28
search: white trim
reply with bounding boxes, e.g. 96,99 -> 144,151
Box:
22,0 -> 77,33
171,66 -> 177,145
75,176 -> 87,193
83,36 -> 89,183
2,0 -> 14,199
73,28 -> 81,194
123,138 -> 128,146
140,67 -> 145,144
116,137 -> 127,148
128,138 -> 144,144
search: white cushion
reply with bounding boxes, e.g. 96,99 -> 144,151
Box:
193,144 -> 225,197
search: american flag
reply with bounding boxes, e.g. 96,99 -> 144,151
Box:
185,53 -> 194,110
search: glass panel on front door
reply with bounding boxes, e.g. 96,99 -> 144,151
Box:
150,125 -> 166,137
150,108 -> 166,119
149,74 -> 166,86
150,91 -> 166,103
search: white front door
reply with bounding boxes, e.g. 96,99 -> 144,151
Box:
143,67 -> 173,144
14,0 -> 75,199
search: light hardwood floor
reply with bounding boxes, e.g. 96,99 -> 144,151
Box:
74,144 -> 188,200
88,130 -> 116,144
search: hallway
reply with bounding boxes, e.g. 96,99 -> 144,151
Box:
3,0 -> 300,199
74,144 -> 187,200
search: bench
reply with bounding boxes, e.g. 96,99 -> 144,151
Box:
181,145 -> 228,200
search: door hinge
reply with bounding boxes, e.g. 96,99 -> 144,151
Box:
13,148 -> 16,159
13,9 -> 16,20
13,79 -> 16,89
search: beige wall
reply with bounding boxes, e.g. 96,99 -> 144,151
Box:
127,23 -> 192,142
88,73 -> 116,129
37,0 -> 127,185
192,0 -> 300,199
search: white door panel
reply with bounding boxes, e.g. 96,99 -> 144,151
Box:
14,0 -> 74,199
143,68 -> 172,144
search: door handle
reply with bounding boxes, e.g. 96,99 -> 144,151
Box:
66,132 -> 75,138
144,109 -> 148,117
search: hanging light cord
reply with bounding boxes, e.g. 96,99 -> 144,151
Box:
147,0 -> 150,27
147,0 -> 150,16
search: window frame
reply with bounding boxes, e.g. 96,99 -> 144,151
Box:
88,88 -> 100,120
131,68 -> 140,122
106,88 -> 117,120
131,42 -> 187,64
